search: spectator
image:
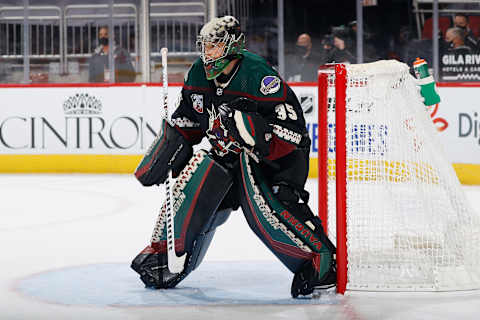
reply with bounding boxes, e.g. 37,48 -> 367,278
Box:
452,13 -> 478,50
328,27 -> 356,64
444,27 -> 473,55
320,34 -> 335,64
88,26 -> 136,83
286,33 -> 323,82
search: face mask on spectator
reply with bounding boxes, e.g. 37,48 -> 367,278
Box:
295,45 -> 308,57
99,37 -> 109,46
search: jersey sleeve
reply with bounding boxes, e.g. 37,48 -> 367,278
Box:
256,82 -> 309,161
172,59 -> 205,145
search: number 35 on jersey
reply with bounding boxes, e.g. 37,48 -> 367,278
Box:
275,103 -> 298,121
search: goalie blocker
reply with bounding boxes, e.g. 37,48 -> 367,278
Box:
134,119 -> 193,186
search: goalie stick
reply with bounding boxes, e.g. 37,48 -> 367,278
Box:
161,47 -> 186,274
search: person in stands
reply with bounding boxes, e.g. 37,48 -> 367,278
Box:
88,26 -> 136,83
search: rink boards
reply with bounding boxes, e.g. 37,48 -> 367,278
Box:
0,82 -> 479,184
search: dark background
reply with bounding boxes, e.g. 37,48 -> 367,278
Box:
240,0 -> 415,65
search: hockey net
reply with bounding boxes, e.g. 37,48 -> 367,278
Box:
317,60 -> 480,293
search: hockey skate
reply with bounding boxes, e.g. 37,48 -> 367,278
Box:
291,256 -> 337,298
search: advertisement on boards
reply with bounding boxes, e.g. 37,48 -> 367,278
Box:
0,86 -> 181,154
435,86 -> 480,164
0,84 -> 479,175
440,53 -> 480,82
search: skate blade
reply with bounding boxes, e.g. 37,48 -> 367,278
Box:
312,285 -> 336,299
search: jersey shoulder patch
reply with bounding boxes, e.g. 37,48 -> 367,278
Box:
260,75 -> 281,95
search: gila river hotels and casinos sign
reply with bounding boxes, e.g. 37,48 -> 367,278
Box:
440,53 -> 480,81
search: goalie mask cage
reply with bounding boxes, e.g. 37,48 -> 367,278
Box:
317,60 -> 480,294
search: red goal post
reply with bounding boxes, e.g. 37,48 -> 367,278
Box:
318,64 -> 348,294
317,61 -> 480,294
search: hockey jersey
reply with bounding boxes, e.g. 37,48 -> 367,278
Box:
172,50 -> 310,168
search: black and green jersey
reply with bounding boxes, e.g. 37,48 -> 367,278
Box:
172,50 -> 310,167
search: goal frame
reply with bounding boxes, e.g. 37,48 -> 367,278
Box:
317,61 -> 480,295
318,64 -> 348,294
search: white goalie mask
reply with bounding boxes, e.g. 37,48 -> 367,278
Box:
196,16 -> 245,80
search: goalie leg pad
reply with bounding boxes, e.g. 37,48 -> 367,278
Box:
237,152 -> 335,296
135,119 -> 193,186
188,208 -> 232,270
131,151 -> 233,288
132,208 -> 232,289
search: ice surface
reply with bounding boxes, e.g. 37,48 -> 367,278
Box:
16,261 -> 341,306
1,174 -> 480,320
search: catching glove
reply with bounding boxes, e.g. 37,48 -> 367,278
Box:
218,104 -> 272,159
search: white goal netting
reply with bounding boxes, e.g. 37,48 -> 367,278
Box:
321,60 -> 480,291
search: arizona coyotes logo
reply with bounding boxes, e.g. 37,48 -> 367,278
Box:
206,107 -> 242,156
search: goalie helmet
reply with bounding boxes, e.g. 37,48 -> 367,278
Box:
197,16 -> 245,80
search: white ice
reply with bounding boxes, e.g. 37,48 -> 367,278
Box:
1,174 -> 479,320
